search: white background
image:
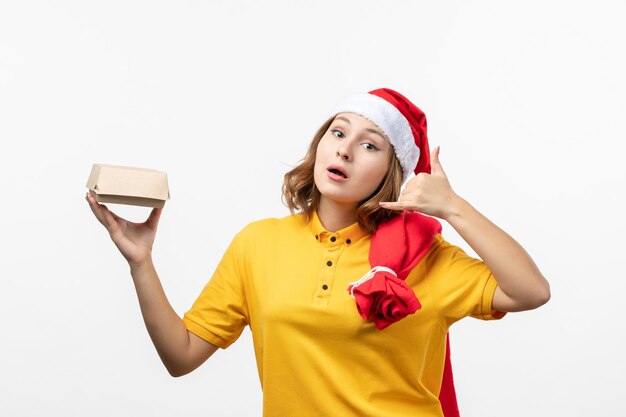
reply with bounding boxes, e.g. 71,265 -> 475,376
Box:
1,1 -> 625,416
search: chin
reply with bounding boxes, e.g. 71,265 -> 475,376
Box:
317,187 -> 364,205
327,195 -> 359,205
314,174 -> 370,205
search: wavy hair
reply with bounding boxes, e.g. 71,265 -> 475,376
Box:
281,116 -> 404,234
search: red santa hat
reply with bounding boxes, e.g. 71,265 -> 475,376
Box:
329,88 -> 460,417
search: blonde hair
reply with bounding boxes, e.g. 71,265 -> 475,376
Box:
281,116 -> 404,234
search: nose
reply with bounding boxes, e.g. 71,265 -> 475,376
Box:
336,146 -> 350,161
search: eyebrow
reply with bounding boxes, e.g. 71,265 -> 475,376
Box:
334,116 -> 387,143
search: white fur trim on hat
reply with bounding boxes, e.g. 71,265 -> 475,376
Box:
328,92 -> 420,181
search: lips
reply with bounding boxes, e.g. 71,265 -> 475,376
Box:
327,165 -> 348,179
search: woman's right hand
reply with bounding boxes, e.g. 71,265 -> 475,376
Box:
85,191 -> 163,268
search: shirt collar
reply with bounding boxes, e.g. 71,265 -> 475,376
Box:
308,209 -> 368,246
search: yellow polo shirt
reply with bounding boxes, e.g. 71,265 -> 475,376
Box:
183,210 -> 505,417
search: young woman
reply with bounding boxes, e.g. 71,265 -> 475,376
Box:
86,88 -> 550,417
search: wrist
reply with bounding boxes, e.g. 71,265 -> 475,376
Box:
129,256 -> 154,274
443,193 -> 469,223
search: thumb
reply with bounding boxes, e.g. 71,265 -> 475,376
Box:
430,146 -> 446,176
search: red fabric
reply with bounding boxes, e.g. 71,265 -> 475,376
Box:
346,211 -> 460,415
440,334 -> 460,417
349,272 -> 422,330
348,211 -> 441,329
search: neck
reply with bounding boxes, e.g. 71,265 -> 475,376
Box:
317,197 -> 358,232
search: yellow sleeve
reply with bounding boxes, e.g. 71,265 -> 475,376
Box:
426,235 -> 506,325
183,230 -> 250,349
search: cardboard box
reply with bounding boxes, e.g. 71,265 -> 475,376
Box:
86,163 -> 170,208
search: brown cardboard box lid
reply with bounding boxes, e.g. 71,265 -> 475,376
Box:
86,163 -> 170,208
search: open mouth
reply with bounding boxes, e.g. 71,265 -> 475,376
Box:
328,168 -> 347,178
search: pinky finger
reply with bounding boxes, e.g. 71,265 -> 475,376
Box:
379,202 -> 406,211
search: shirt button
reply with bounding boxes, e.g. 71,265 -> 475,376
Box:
326,261 -> 332,267
346,239 -> 351,244
330,236 -> 336,242
322,284 -> 328,290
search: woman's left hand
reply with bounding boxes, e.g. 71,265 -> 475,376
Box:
379,146 -> 459,220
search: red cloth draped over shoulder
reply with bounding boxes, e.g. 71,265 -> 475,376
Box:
347,211 -> 460,417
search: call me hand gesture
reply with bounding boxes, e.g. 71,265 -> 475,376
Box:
380,146 -> 457,220
380,146 -> 551,312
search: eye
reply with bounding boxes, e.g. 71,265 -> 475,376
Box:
332,129 -> 344,139
362,143 -> 379,151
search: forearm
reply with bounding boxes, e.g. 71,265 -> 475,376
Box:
445,195 -> 551,306
129,259 -> 192,375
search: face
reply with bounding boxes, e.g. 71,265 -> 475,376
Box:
313,112 -> 392,206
